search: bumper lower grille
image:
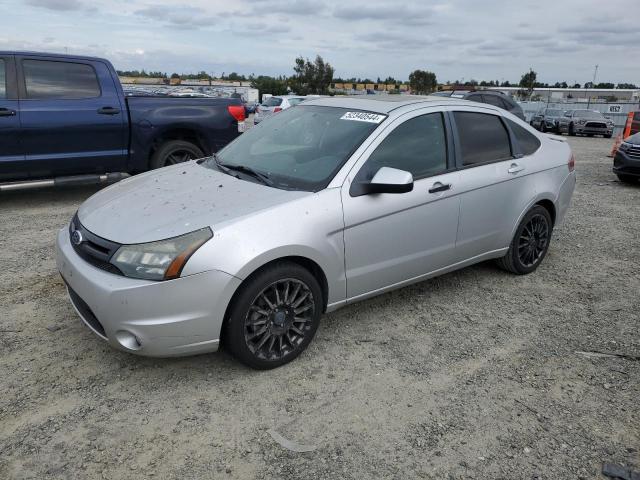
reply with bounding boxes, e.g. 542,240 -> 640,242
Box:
69,215 -> 123,276
585,122 -> 607,129
66,284 -> 107,339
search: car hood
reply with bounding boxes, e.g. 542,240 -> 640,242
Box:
78,162 -> 310,244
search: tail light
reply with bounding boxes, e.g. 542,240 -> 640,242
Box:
227,105 -> 245,122
273,107 -> 282,113
568,153 -> 575,172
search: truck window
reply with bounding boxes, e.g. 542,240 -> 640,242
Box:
23,60 -> 101,100
0,60 -> 5,98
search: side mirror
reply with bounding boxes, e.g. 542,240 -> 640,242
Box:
352,166 -> 414,197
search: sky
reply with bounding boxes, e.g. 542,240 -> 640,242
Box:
0,0 -> 638,84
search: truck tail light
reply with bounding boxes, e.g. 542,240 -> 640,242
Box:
227,105 -> 245,122
273,107 -> 282,113
568,153 -> 575,172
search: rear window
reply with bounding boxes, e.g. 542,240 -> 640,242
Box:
483,94 -> 508,110
0,60 -> 5,99
453,112 -> 512,166
506,119 -> 541,156
288,98 -> 305,106
262,97 -> 283,107
23,60 -> 101,99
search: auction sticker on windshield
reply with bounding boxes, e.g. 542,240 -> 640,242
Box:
340,111 -> 386,123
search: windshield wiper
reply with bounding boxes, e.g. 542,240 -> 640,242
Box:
214,156 -> 273,187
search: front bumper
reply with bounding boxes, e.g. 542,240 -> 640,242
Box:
56,227 -> 242,357
613,150 -> 640,177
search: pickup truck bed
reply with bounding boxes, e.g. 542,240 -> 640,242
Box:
0,51 -> 245,184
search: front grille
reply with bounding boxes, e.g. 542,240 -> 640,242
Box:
585,121 -> 607,129
69,214 -> 123,276
626,146 -> 640,159
66,283 -> 107,339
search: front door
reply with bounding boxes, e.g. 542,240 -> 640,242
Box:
341,110 -> 460,300
17,55 -> 127,178
0,55 -> 25,181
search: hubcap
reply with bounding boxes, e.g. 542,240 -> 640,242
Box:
517,214 -> 549,267
244,279 -> 315,361
165,149 -> 196,166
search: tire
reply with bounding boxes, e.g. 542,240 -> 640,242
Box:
497,205 -> 553,275
150,140 -> 204,169
605,134 -> 613,139
224,262 -> 323,369
540,123 -> 546,133
617,174 -> 637,184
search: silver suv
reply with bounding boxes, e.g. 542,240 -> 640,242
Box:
57,96 -> 576,369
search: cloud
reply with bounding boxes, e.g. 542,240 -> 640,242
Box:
134,4 -> 217,27
247,0 -> 322,15
26,0 -> 85,11
333,4 -> 433,26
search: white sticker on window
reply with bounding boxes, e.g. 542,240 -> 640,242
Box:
340,111 -> 386,123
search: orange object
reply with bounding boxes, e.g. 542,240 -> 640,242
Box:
623,111 -> 634,139
608,134 -> 622,158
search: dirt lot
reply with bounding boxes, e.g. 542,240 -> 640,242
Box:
1,136 -> 638,479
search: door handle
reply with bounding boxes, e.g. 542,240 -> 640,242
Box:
97,106 -> 120,115
428,182 -> 451,194
508,163 -> 525,174
0,108 -> 16,117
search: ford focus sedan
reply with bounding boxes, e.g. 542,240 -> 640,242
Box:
57,96 -> 576,369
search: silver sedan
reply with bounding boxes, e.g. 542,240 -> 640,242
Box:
57,96 -> 576,369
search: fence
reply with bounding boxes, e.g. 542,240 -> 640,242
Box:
517,100 -> 640,136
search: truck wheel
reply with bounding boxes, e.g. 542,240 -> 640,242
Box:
151,140 -> 204,169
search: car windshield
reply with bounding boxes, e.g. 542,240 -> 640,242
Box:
262,97 -> 282,107
545,109 -> 562,116
202,105 -> 385,192
574,110 -> 604,119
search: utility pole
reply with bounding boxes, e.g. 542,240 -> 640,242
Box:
587,64 -> 598,108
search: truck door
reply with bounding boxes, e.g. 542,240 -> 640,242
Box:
0,55 -> 25,181
16,55 -> 127,178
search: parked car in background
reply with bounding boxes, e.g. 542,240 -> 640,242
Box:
245,102 -> 258,115
432,90 -> 525,120
530,108 -> 565,133
0,52 -> 245,187
57,96 -> 575,369
254,95 -> 307,124
613,132 -> 640,183
558,110 -> 614,138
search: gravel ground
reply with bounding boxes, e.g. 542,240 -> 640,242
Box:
1,136 -> 638,480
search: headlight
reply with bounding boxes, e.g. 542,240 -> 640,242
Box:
110,228 -> 212,280
578,119 -> 586,125
619,142 -> 630,151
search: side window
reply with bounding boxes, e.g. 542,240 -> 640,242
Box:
22,60 -> 100,99
483,95 -> 505,109
356,113 -> 447,182
502,97 -> 515,110
453,112 -> 512,166
466,94 -> 483,103
506,119 -> 541,156
0,60 -> 6,99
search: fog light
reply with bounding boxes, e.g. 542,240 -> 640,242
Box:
115,330 -> 142,351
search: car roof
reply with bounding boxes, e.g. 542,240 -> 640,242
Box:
0,51 -> 108,63
302,95 -> 480,114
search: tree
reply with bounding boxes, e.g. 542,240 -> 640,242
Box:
408,69 -> 437,95
617,82 -> 638,89
290,55 -> 334,95
572,83 -> 581,89
519,69 -> 537,96
250,75 -> 288,101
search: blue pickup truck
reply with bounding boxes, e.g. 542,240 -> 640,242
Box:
0,52 -> 246,188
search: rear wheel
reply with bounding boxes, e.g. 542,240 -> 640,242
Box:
617,174 -> 637,184
497,205 -> 553,275
224,262 -> 323,369
150,140 -> 204,169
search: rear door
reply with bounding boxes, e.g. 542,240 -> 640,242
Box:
0,55 -> 25,181
17,55 -> 127,178
451,108 -> 536,261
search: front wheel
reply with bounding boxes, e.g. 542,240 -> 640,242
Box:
497,205 -> 553,275
224,262 -> 323,369
617,174 -> 637,184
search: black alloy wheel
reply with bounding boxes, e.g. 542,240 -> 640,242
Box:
224,262 -> 322,369
517,214 -> 549,267
150,140 -> 204,169
497,205 -> 553,275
